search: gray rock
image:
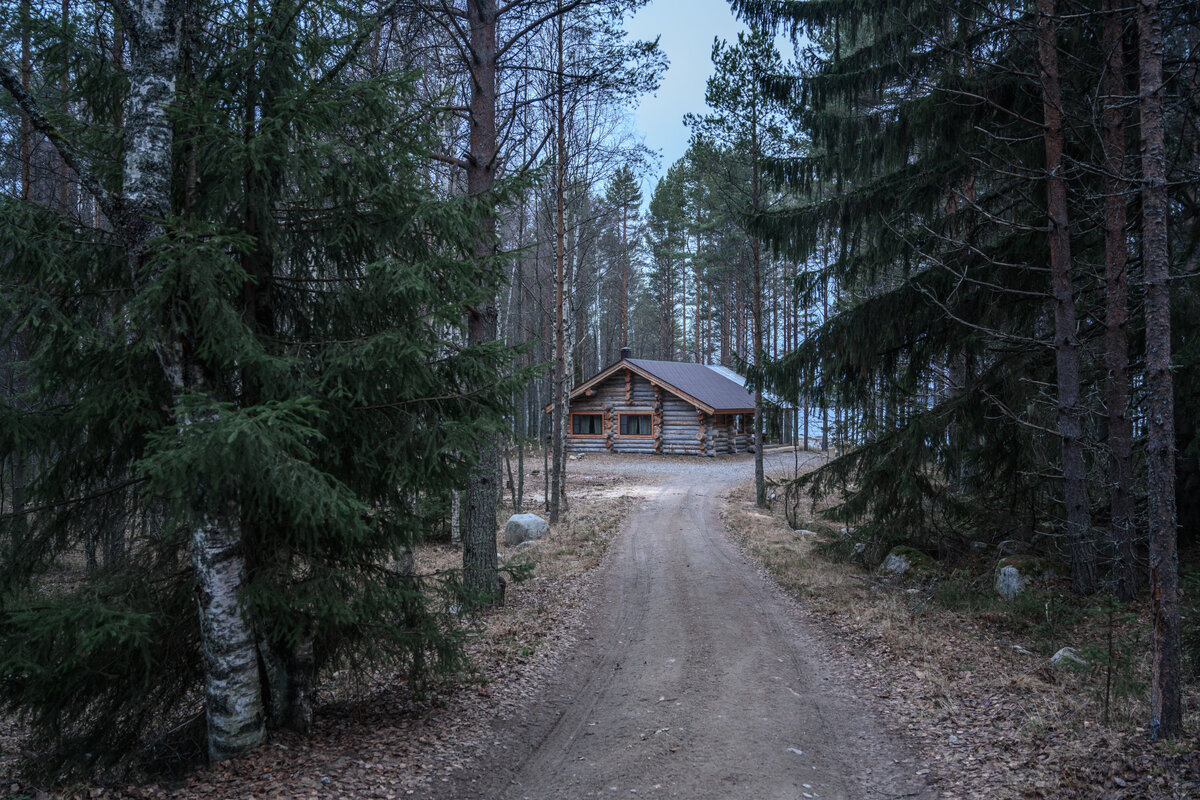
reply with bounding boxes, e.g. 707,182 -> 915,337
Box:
881,552 -> 911,575
995,556 -> 1068,601
997,539 -> 1023,556
878,546 -> 939,577
1050,647 -> 1087,667
995,564 -> 1028,601
504,513 -> 550,546
794,529 -> 819,536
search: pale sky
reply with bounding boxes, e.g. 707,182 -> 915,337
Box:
624,0 -> 798,195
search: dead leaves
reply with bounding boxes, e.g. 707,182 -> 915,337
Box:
721,478 -> 1200,800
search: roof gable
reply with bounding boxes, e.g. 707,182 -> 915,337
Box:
568,358 -> 757,414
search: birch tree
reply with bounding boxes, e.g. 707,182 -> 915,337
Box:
3,0 -> 268,761
0,0 -> 522,773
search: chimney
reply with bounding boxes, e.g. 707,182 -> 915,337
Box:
620,346 -> 632,360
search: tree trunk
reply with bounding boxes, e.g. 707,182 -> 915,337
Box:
821,244 -> 829,452
515,211 -> 526,515
191,508 -> 265,760
549,8 -> 567,524
105,0 -> 268,761
57,0 -> 73,216
462,0 -> 501,603
283,630 -> 314,734
8,0 -> 32,559
619,200 -> 628,348
1100,0 -> 1136,602
19,0 -> 32,203
802,290 -> 809,450
1037,0 -> 1096,594
1138,0 -> 1182,739
751,112 -> 765,506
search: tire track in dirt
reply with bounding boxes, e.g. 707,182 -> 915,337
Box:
451,456 -> 933,800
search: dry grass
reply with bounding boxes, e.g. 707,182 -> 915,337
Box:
413,487 -> 632,670
721,474 -> 1200,800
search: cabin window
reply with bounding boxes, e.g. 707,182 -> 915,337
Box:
619,413 -> 652,436
572,413 -> 603,435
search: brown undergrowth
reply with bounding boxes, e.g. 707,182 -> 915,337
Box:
722,469 -> 1199,800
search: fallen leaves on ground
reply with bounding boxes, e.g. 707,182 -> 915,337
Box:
723,467 -> 1199,800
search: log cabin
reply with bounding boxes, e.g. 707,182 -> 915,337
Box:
556,348 -> 758,456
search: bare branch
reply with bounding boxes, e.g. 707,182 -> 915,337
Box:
430,150 -> 470,170
0,60 -> 125,231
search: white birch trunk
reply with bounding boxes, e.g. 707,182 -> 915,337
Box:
192,510 -> 266,758
124,0 -> 265,760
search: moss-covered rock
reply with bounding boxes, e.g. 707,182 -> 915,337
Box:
878,545 -> 940,577
994,555 -> 1068,600
997,555 -> 1068,579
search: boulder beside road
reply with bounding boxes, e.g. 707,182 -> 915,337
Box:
504,513 -> 550,546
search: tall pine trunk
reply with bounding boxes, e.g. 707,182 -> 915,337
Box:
549,9 -> 567,524
1100,0 -> 1136,602
1037,0 -> 1096,594
56,0 -> 72,216
1138,0 -> 1182,739
751,110 -> 765,505
10,0 -> 32,555
463,0 -> 501,602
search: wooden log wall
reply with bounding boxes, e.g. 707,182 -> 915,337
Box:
653,384 -> 664,454
565,370 -> 698,454
564,368 -> 737,457
711,416 -> 731,454
658,394 -> 704,456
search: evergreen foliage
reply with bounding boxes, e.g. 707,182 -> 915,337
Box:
730,0 -> 1199,577
1,0 -> 523,776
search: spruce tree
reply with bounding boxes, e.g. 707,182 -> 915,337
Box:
0,0 -> 521,775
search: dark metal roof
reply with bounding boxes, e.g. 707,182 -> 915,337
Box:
626,359 -> 757,413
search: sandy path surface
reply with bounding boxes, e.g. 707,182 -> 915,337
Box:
453,453 -> 932,800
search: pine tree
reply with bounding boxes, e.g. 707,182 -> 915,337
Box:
732,0 -> 1197,733
686,29 -> 796,506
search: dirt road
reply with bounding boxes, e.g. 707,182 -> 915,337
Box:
458,453 -> 932,800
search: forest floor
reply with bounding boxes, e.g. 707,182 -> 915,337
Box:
3,449 -> 1197,799
721,455 -> 1200,800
